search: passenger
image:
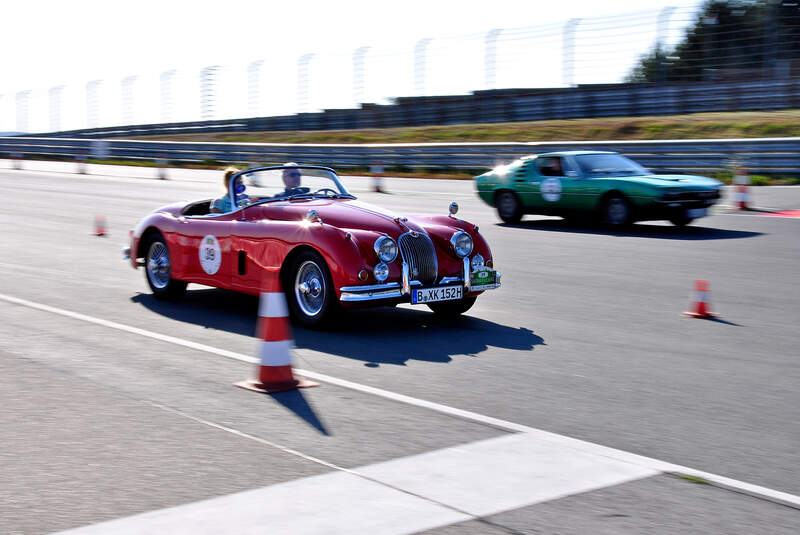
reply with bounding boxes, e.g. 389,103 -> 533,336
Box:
211,167 -> 249,213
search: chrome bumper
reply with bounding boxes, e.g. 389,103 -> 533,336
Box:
121,245 -> 131,260
339,268 -> 502,303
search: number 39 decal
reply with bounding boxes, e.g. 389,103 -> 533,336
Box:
199,235 -> 222,275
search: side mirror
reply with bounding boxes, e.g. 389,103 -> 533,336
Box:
448,201 -> 459,217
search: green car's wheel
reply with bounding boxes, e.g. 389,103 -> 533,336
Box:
601,195 -> 632,227
669,215 -> 695,227
496,191 -> 522,224
427,296 -> 477,318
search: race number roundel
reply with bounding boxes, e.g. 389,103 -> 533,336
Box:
199,235 -> 222,275
541,178 -> 562,202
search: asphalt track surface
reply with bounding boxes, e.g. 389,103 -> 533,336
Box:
1,160 -> 799,534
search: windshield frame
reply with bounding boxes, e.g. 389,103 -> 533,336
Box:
229,164 -> 353,207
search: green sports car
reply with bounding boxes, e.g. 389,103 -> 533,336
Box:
474,151 -> 723,226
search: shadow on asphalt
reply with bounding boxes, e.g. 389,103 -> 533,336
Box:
270,390 -> 329,435
131,291 -> 544,367
499,219 -> 763,240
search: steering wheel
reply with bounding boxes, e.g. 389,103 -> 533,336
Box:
313,188 -> 338,196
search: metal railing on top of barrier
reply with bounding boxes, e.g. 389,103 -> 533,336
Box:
1,136 -> 798,176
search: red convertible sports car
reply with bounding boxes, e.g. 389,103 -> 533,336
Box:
123,165 -> 501,327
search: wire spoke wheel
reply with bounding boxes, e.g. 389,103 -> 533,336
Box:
294,260 -> 326,318
146,241 -> 171,289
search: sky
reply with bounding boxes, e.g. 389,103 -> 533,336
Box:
0,0 -> 704,133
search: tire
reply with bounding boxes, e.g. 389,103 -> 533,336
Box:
669,215 -> 695,227
143,232 -> 187,300
285,250 -> 338,328
427,296 -> 477,318
600,195 -> 632,227
496,191 -> 523,224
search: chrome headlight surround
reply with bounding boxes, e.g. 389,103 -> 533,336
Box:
373,236 -> 398,263
373,262 -> 389,282
450,231 -> 473,258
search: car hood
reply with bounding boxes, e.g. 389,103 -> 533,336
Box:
255,198 -> 430,236
622,174 -> 722,188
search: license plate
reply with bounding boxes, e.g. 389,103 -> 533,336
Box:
411,285 -> 463,304
471,269 -> 496,286
686,208 -> 707,218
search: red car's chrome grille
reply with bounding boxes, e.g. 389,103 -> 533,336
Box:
398,232 -> 438,285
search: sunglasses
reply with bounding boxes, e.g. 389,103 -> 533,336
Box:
287,172 -> 301,178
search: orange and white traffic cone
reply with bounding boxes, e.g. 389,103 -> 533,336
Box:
235,271 -> 318,394
94,215 -> 107,237
683,279 -> 716,319
733,165 -> 750,210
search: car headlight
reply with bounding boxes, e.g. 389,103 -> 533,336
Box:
471,253 -> 484,270
373,236 -> 398,263
450,231 -> 473,258
374,262 -> 389,282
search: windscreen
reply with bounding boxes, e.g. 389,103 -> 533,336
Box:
233,166 -> 351,201
574,154 -> 648,177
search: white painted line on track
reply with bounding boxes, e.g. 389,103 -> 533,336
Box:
54,432 -> 657,535
2,291 -> 799,510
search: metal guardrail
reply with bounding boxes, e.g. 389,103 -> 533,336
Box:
21,79 -> 800,140
1,137 -> 798,175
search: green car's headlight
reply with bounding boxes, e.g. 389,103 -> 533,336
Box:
450,231 -> 473,258
373,236 -> 398,263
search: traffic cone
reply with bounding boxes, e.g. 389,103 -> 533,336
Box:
235,270 -> 318,394
77,154 -> 88,174
94,215 -> 107,237
156,159 -> 168,180
370,161 -> 385,193
733,165 -> 750,210
683,279 -> 716,319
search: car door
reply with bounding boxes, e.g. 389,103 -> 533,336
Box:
531,156 -> 572,215
508,160 -> 545,213
180,212 -> 235,288
558,156 -> 602,213
228,204 -> 292,294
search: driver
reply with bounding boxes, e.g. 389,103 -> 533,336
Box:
278,162 -> 309,197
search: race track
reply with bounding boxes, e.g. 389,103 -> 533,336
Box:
1,161 -> 799,534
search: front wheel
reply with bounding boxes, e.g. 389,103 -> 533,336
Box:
285,250 -> 338,328
427,296 -> 477,318
496,191 -> 522,224
143,232 -> 187,300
